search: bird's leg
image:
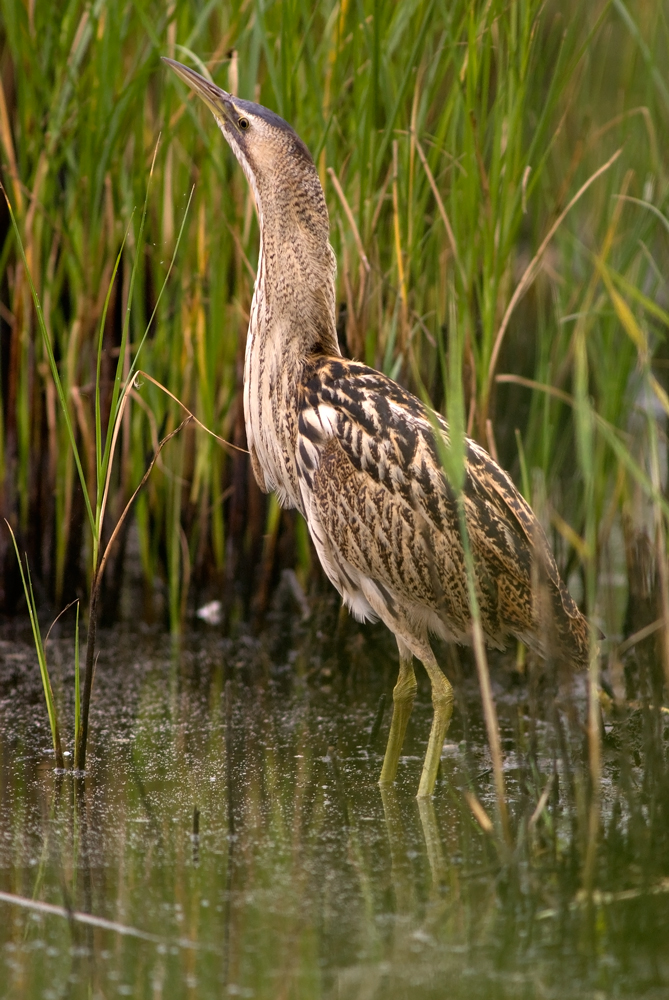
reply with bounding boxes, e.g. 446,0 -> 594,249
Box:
417,796 -> 446,888
416,656 -> 454,799
379,642 -> 417,786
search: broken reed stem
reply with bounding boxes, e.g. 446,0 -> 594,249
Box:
135,371 -> 247,455
0,890 -> 192,946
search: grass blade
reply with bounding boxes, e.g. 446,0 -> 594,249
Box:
5,521 -> 64,769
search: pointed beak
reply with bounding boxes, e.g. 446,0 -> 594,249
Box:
162,57 -> 236,124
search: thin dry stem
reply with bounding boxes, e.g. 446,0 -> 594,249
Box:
135,371 -> 247,456
485,148 -> 623,414
471,618 -> 512,847
617,616 -> 665,657
0,76 -> 23,213
496,373 -> 575,407
327,167 -> 370,273
463,790 -> 494,834
413,132 -> 466,289
44,599 -> 79,646
96,417 -> 192,588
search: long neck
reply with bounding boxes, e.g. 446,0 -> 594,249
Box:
242,175 -> 340,509
250,163 -> 341,364
259,233 -> 339,359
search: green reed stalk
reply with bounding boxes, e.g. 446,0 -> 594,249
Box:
74,600 -> 80,765
95,233 -> 130,510
2,192 -> 96,539
93,147 -> 157,573
5,521 -> 63,769
2,131 -> 193,771
76,170 -> 193,769
411,286 -> 511,847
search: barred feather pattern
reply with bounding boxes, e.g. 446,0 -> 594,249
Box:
164,57 -> 591,803
286,356 -> 590,666
195,75 -> 591,668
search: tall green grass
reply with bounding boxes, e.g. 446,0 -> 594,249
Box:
0,0 -> 668,682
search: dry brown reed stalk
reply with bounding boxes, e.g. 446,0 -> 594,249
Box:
616,616 -> 666,657
327,165 -> 370,355
133,371 -> 248,456
470,615 -> 512,848
463,789 -> 495,835
392,140 -> 409,350
527,775 -> 555,833
0,77 -> 23,214
326,167 -> 370,274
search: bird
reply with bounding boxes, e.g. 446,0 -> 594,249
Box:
164,58 -> 591,799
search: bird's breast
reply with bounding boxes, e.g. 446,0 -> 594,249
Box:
243,296 -> 304,510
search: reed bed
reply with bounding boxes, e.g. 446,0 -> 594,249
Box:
0,0 -> 666,635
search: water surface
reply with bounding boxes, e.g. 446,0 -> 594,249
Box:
1,618 -> 668,999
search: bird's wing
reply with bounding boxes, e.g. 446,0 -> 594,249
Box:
295,357 -> 587,660
462,437 -> 582,615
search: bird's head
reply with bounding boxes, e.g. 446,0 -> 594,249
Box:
163,57 -> 339,357
163,58 -> 328,241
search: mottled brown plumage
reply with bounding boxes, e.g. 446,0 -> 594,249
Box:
165,58 -> 591,798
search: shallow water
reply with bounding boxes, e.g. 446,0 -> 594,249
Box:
1,619 -> 668,1000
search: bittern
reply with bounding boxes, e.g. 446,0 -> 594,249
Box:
164,58 -> 590,799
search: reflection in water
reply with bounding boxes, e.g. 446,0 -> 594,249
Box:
0,624 -> 668,998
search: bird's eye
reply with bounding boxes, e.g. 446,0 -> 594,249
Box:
238,116 -> 250,130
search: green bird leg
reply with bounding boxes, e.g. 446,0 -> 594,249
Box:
379,640 -> 417,786
416,655 -> 454,799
